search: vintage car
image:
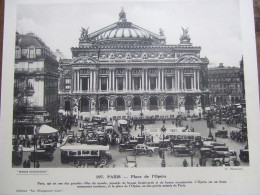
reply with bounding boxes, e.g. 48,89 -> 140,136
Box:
171,145 -> 191,157
145,142 -> 159,153
119,140 -> 138,152
211,152 -> 231,166
215,129 -> 228,138
29,149 -> 54,161
239,149 -> 249,162
125,156 -> 137,168
200,147 -> 212,158
133,144 -> 153,157
210,146 -> 229,158
92,115 -> 107,125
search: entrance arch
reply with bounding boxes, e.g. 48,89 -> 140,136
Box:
99,97 -> 108,111
132,96 -> 142,111
80,98 -> 90,112
165,96 -> 174,110
185,96 -> 194,110
116,97 -> 125,111
149,96 -> 159,110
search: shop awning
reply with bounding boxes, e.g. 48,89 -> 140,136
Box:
38,125 -> 58,134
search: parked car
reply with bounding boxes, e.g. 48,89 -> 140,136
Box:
239,149 -> 249,162
215,129 -> 228,138
211,146 -> 229,158
171,145 -> 190,157
211,152 -> 231,166
145,142 -> 159,153
119,140 -> 138,152
125,156 -> 137,168
133,144 -> 153,157
200,147 -> 212,158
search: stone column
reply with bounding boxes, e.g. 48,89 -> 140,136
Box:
106,77 -> 109,91
73,70 -> 76,92
115,77 -> 118,91
181,70 -> 184,90
77,70 -> 80,92
197,70 -> 200,90
162,69 -> 164,90
142,70 -> 144,91
112,69 -> 115,91
129,69 -> 132,91
158,69 -> 161,91
109,70 -> 112,91
145,69 -> 148,91
177,69 -> 180,91
93,69 -> 96,92
125,69 -> 128,91
89,70 -> 92,91
194,70 -> 197,90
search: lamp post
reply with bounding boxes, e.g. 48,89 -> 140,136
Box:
161,125 -> 166,167
207,112 -> 213,139
32,134 -> 37,168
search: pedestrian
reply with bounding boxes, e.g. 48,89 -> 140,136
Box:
163,119 -> 165,124
183,159 -> 188,167
135,123 -> 137,130
26,160 -> 31,168
36,161 -> 40,168
23,160 -> 27,168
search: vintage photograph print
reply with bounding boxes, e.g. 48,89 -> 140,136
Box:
12,0 -> 248,168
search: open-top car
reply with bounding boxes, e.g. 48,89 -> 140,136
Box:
215,129 -> 228,138
133,144 -> 153,157
125,156 -> 137,168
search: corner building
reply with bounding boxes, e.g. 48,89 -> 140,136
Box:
59,10 -> 209,117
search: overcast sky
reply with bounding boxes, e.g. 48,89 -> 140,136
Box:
16,0 -> 242,67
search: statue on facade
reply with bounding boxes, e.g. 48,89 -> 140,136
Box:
80,27 -> 89,40
159,28 -> 164,36
119,7 -> 127,22
181,27 -> 189,38
180,27 -> 191,44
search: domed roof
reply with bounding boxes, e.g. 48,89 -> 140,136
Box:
79,9 -> 166,46
96,22 -> 151,40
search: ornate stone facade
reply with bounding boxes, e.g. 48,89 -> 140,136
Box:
59,9 -> 209,116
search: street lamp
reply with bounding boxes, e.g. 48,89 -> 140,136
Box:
32,134 -> 37,168
161,125 -> 167,167
207,112 -> 213,139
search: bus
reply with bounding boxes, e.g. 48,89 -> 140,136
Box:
60,145 -> 112,165
162,132 -> 202,147
143,127 -> 186,142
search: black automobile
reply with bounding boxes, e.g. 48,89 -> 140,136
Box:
29,149 -> 54,161
119,140 -> 138,152
133,144 -> 153,157
171,145 -> 190,157
215,129 -> 228,138
239,149 -> 249,162
200,147 -> 212,158
210,146 -> 229,158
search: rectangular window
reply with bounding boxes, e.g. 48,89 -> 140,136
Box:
134,77 -> 140,90
64,79 -> 71,90
69,151 -> 76,156
82,151 -> 90,155
90,150 -> 98,156
101,77 -> 107,90
118,77 -> 123,90
82,77 -> 88,90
